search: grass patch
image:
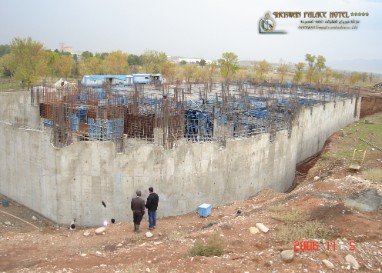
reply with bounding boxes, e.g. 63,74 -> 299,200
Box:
363,168 -> 382,183
278,220 -> 336,243
269,204 -> 307,224
166,230 -> 186,241
186,233 -> 225,257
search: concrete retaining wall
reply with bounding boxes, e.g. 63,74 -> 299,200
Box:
0,91 -> 360,226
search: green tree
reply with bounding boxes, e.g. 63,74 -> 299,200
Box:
293,62 -> 305,84
0,54 -> 13,77
218,52 -> 239,82
81,51 -> 94,59
45,50 -> 60,77
142,50 -> 168,74
254,59 -> 271,81
8,37 -> 47,88
127,54 -> 142,66
199,59 -> 207,66
102,50 -> 128,74
54,54 -> 73,78
0,44 -> 10,57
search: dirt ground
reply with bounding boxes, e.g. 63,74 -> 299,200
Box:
1,105 -> 382,273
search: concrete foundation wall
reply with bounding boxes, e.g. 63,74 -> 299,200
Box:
0,91 -> 360,226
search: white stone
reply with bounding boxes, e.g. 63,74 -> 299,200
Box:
322,259 -> 334,269
4,221 -> 11,226
95,227 -> 106,235
345,254 -> 359,269
255,223 -> 269,233
249,227 -> 260,234
145,231 -> 153,238
32,216 -> 37,221
314,176 -> 320,181
280,250 -> 294,263
83,231 -> 90,237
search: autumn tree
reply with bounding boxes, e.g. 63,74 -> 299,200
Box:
305,54 -> 316,84
142,50 -> 168,74
293,62 -> 305,84
218,52 -> 239,82
102,50 -> 128,75
324,67 -> 333,83
79,56 -> 102,75
277,63 -> 289,83
315,55 -> 326,84
254,59 -> 271,81
182,63 -> 198,83
7,37 -> 47,88
161,62 -> 177,83
349,72 -> 361,85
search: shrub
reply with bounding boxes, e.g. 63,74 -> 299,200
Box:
187,233 -> 225,257
278,220 -> 336,243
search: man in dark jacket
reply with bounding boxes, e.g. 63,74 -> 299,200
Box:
131,190 -> 145,232
145,187 -> 159,230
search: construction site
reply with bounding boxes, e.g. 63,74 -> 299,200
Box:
37,80 -> 358,150
0,80 -> 360,226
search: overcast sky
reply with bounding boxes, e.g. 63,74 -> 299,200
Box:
1,0 -> 381,72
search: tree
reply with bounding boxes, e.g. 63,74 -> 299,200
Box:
7,37 -> 47,88
0,44 -> 10,57
305,54 -> 316,84
293,62 -> 305,84
79,56 -> 102,75
206,62 -> 218,88
324,67 -> 333,83
161,62 -> 177,83
142,50 -> 168,74
277,63 -> 289,83
199,59 -> 207,66
315,55 -> 326,84
218,52 -> 239,82
182,63 -> 198,83
102,50 -> 128,75
54,54 -> 73,78
254,59 -> 271,81
81,51 -> 93,59
45,50 -> 60,77
349,72 -> 361,85
0,54 -> 13,77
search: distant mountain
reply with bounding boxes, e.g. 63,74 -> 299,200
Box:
327,59 -> 382,75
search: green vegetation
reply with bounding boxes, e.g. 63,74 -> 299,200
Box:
218,52 -> 239,82
187,233 -> 225,257
1,36 -> 381,90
